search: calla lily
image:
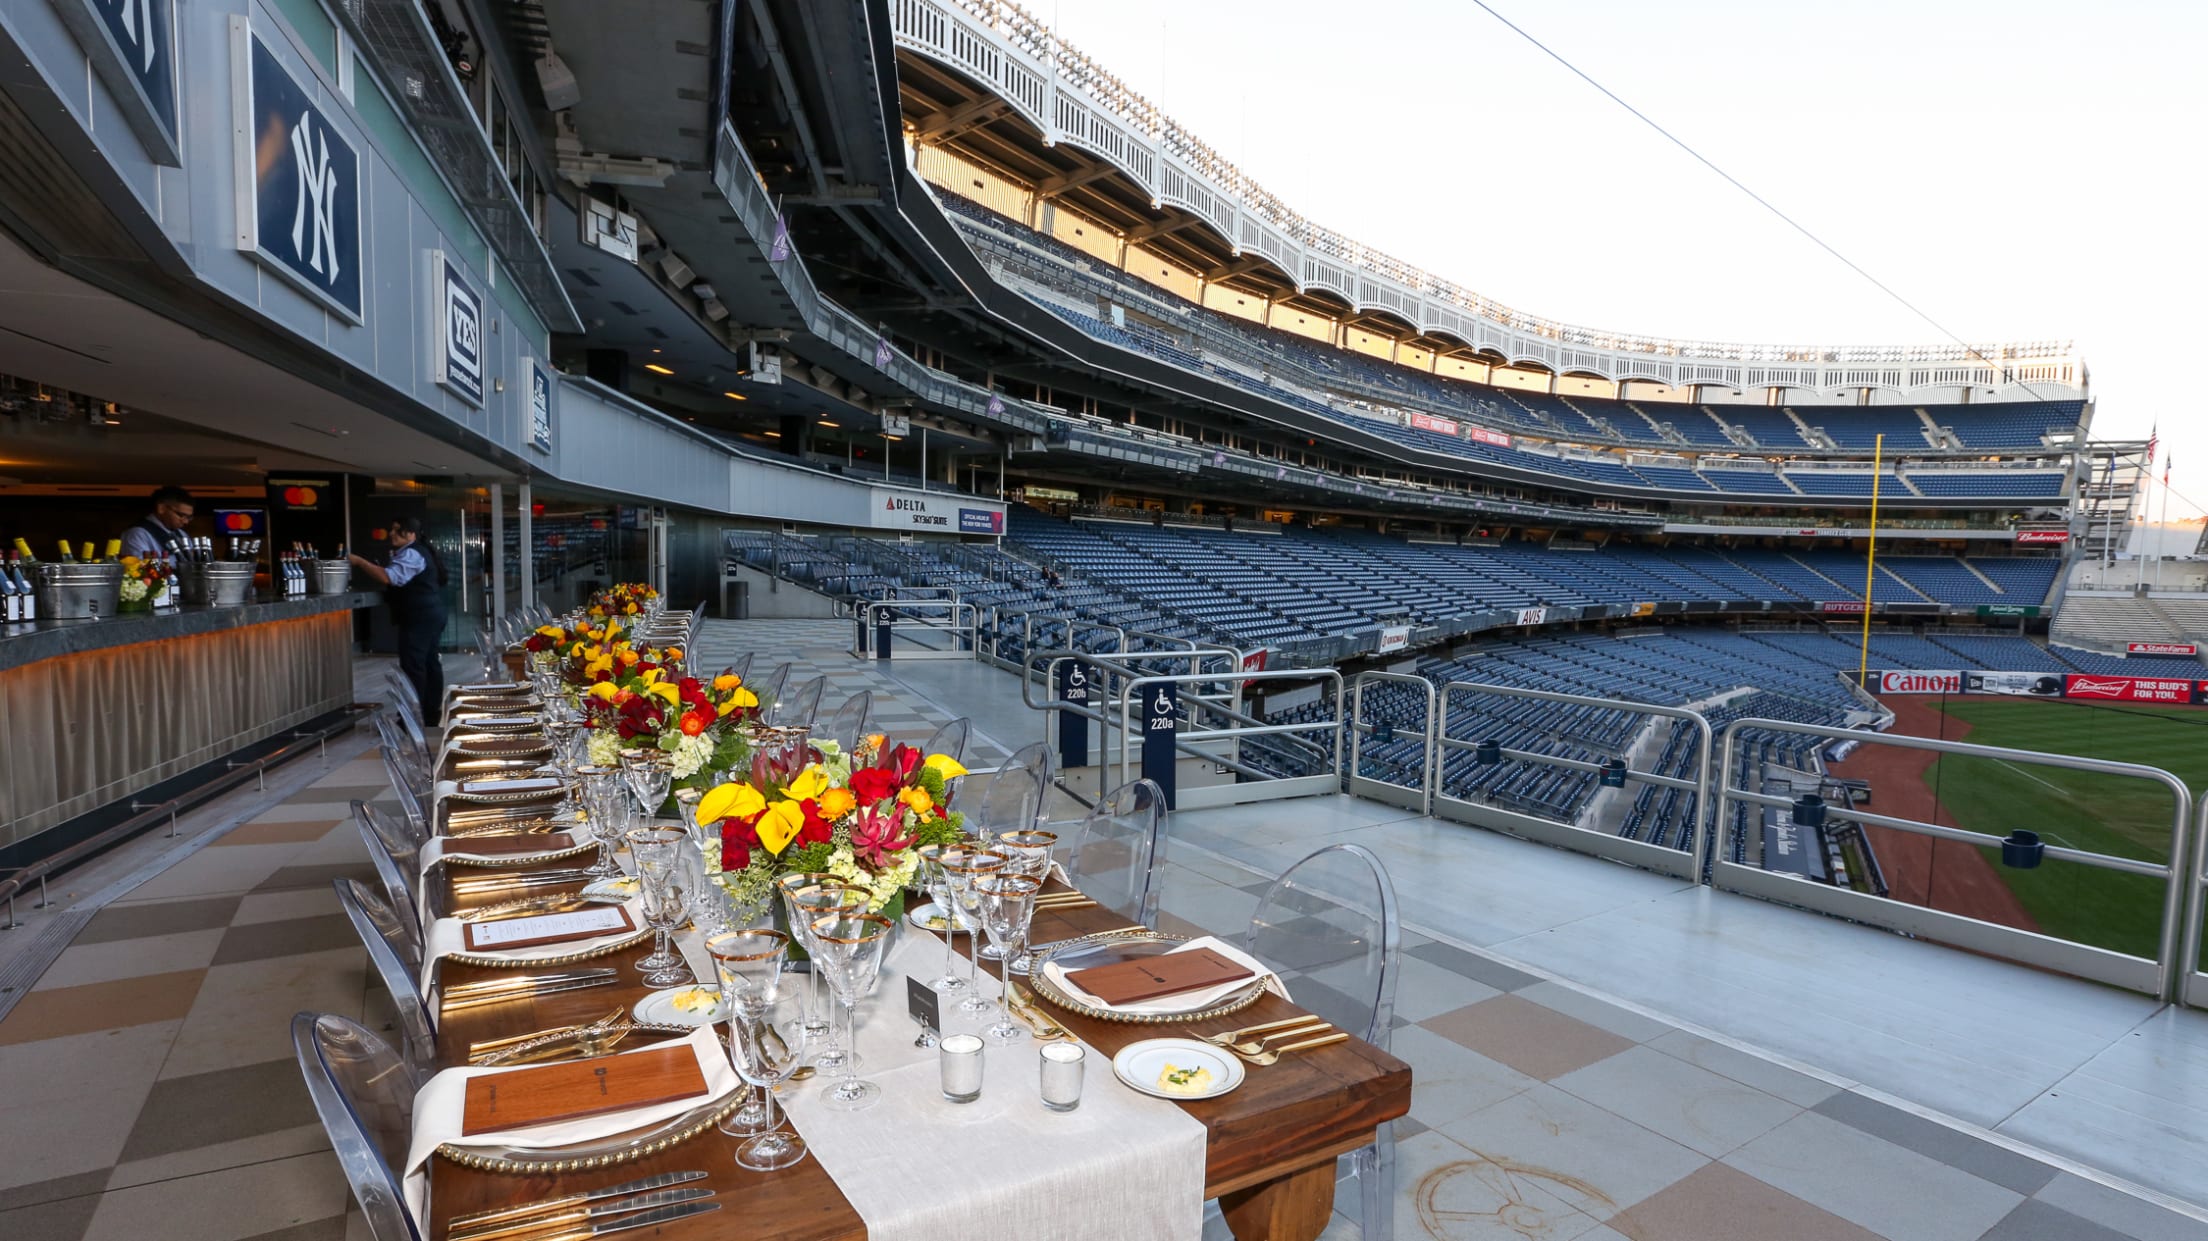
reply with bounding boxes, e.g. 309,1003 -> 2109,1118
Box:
756,798 -> 807,855
785,765 -> 829,802
645,681 -> 682,708
699,781 -> 766,824
587,681 -> 620,702
924,753 -> 968,780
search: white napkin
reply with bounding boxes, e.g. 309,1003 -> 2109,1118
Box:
417,835 -> 588,870
401,1025 -> 737,1223
1041,935 -> 1289,1016
419,896 -> 647,989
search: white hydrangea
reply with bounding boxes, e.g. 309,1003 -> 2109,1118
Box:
823,846 -> 916,912
668,731 -> 713,779
586,729 -> 622,767
119,577 -> 148,604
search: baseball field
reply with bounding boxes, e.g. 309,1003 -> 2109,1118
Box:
1846,695 -> 2208,961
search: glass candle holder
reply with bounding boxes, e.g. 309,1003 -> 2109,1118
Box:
1039,1041 -> 1084,1112
939,1033 -> 985,1103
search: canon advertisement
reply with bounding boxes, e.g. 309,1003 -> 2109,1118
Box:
1878,670 -> 1962,694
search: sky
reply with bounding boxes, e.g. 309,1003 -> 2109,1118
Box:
1040,0 -> 2208,518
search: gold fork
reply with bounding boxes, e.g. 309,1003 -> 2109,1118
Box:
1233,1031 -> 1349,1066
1218,1020 -> 1330,1056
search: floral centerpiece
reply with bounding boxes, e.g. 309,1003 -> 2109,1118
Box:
588,582 -> 660,619
697,735 -> 968,918
116,554 -> 172,612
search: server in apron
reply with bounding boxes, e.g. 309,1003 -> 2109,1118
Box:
348,516 -> 448,725
118,486 -> 194,561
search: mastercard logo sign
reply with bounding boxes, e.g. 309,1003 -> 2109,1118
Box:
280,486 -> 319,506
371,527 -> 389,541
222,513 -> 255,531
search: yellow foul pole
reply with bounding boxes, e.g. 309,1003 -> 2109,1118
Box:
1857,433 -> 1883,686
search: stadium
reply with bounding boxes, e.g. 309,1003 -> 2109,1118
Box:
0,0 -> 2202,1239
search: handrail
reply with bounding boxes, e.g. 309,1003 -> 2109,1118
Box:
1112,668 -> 1345,793
857,599 -> 978,659
1437,681 -> 1716,869
1350,672 -> 1439,814
1713,716 -> 2192,1001
0,708 -> 366,928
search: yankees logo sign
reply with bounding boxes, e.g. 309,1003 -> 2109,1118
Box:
60,0 -> 178,162
238,29 -> 362,321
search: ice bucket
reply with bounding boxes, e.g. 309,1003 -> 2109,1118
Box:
179,562 -> 256,606
308,560 -> 354,594
32,561 -> 123,620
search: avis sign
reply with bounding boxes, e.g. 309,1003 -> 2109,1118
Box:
432,253 -> 484,406
1879,670 -> 1962,694
237,30 -> 362,321
60,0 -> 178,163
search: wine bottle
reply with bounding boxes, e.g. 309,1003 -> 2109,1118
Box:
79,542 -> 94,564
103,538 -> 122,562
57,540 -> 76,563
1,552 -> 18,622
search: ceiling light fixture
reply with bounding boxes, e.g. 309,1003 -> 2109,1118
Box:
763,430 -> 780,438
644,363 -> 674,376
722,391 -> 746,401
818,419 -> 839,427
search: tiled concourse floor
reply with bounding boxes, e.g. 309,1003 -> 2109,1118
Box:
3,624 -> 2206,1241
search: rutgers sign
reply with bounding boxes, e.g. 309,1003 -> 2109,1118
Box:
2128,642 -> 2199,657
1878,670 -> 1962,694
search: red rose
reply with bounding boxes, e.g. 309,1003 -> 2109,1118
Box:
719,815 -> 760,872
796,799 -> 833,848
848,767 -> 897,806
885,744 -> 922,783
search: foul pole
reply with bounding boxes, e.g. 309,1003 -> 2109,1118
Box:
1857,433 -> 1883,687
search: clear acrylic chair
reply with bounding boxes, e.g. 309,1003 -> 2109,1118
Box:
376,746 -> 430,840
333,879 -> 437,1071
382,676 -> 427,751
753,662 -> 792,721
352,800 -> 423,943
724,651 -> 755,685
1245,843 -> 1400,1241
921,716 -> 972,764
293,1011 -> 423,1241
1060,778 -> 1166,929
971,741 -> 1052,840
822,691 -> 873,754
773,674 -> 826,729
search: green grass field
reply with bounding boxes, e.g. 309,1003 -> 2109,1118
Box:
1920,698 -> 2208,960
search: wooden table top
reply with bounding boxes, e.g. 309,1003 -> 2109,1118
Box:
425,832 -> 1411,1241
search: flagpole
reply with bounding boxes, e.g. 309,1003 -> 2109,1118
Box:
1858,433 -> 1883,689
2138,434 -> 2155,590
2156,455 -> 2173,589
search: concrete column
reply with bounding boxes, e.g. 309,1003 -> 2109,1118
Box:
517,482 -> 534,612
489,482 -> 506,622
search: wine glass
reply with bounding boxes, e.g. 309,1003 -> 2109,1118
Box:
940,849 -> 1007,1014
707,929 -> 788,1137
628,827 -> 692,987
620,749 -> 673,821
992,830 -> 1056,975
807,912 -> 893,1111
573,765 -> 624,878
772,872 -> 841,1048
914,845 -> 969,995
975,873 -> 1040,1045
727,1014 -> 807,1171
786,884 -> 870,1072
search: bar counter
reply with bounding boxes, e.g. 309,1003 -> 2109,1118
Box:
0,591 -> 381,856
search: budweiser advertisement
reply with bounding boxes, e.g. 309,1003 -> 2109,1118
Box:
2014,529 -> 2071,545
2061,675 -> 2204,705
1879,670 -> 1962,694
2127,641 -> 2199,657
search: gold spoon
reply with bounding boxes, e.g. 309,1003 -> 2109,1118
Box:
1220,1021 -> 1329,1056
1233,1031 -> 1349,1067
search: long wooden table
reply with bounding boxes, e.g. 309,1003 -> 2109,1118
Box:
426,804 -> 1410,1241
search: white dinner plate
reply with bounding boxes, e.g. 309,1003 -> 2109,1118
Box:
582,875 -> 640,899
1110,1037 -> 1245,1101
906,901 -> 963,935
633,985 -> 727,1028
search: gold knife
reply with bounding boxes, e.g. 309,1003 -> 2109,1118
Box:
445,1173 -> 708,1233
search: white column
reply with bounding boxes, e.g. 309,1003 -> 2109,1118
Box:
518,482 -> 534,611
489,482 -> 506,622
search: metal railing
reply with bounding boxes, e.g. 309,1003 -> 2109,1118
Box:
854,599 -> 978,660
1348,673 -> 1437,814
1712,718 -> 2192,1001
1434,682 -> 1713,882
1113,669 -> 1344,811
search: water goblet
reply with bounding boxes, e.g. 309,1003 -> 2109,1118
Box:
992,830 -> 1056,975
786,883 -> 870,1071
772,871 -> 842,1047
727,1014 -> 807,1171
628,827 -> 692,986
707,929 -> 788,1136
620,749 -> 673,820
940,849 -> 1007,1014
975,873 -> 1040,1045
808,912 -> 893,1111
573,764 -> 624,877
915,845 -> 969,995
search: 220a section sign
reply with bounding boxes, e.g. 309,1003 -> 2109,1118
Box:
235,26 -> 362,322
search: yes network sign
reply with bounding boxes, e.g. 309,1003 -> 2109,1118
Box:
238,29 -> 361,321
433,253 -> 485,406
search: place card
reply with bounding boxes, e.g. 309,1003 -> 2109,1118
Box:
907,975 -> 943,1034
461,904 -> 634,952
1064,947 -> 1255,1006
461,1045 -> 708,1136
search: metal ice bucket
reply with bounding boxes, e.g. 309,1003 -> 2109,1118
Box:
179,562 -> 256,606
32,561 -> 123,620
309,560 -> 354,594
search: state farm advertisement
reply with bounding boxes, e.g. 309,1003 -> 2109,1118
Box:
1468,426 -> 1512,449
1410,413 -> 1459,436
2127,642 -> 2199,657
1879,670 -> 1962,694
2015,529 -> 2071,545
2061,675 -> 2204,705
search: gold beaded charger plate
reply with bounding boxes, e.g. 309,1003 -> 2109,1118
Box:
435,1090 -> 744,1173
1027,929 -> 1267,1025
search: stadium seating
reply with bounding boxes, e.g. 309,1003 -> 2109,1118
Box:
1796,407 -> 1934,450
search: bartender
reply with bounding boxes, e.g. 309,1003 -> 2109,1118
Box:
119,486 -> 194,561
348,516 -> 447,726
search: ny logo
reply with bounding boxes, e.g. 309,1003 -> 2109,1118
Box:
109,0 -> 156,73
289,114 -> 341,283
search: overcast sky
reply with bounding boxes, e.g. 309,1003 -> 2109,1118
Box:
1041,0 -> 2207,518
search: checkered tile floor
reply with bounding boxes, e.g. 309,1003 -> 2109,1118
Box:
2,636 -> 2204,1241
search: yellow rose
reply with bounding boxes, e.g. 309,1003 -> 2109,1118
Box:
898,786 -> 935,815
784,766 -> 828,802
756,799 -> 806,855
924,754 -> 969,780
713,673 -> 743,693
698,782 -> 766,824
817,788 -> 856,821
